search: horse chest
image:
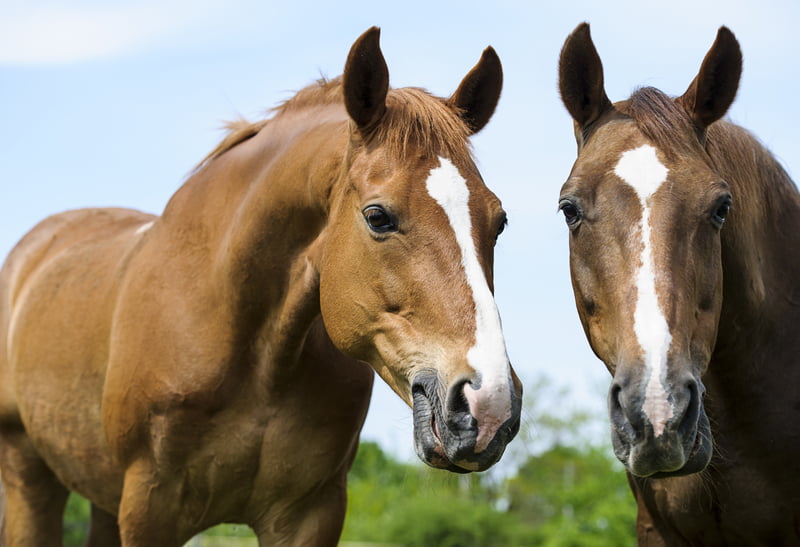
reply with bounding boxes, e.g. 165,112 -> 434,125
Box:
635,458 -> 800,545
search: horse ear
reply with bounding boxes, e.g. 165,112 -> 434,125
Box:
678,27 -> 742,134
558,23 -> 612,133
447,46 -> 503,135
343,27 -> 389,131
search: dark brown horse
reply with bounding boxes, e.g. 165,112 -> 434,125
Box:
0,27 -> 521,545
558,24 -> 800,544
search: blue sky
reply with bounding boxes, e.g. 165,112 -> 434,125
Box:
2,0 -> 798,462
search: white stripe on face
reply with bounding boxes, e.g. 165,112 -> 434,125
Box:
135,221 -> 154,235
614,144 -> 673,437
425,156 -> 511,451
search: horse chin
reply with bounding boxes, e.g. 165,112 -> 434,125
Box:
615,412 -> 713,479
648,424 -> 713,478
414,436 -> 473,474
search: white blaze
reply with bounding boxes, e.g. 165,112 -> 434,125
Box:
425,157 -> 512,451
614,144 -> 673,437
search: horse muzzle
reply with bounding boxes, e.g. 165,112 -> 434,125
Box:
608,370 -> 713,477
411,372 -> 521,473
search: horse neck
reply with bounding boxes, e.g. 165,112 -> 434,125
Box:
160,104 -> 350,355
708,121 -> 800,384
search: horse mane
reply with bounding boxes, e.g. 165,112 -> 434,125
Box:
706,120 -> 798,228
194,77 -> 473,173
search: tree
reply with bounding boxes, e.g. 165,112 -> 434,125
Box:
506,444 -> 636,546
502,375 -> 637,546
342,441 -> 535,546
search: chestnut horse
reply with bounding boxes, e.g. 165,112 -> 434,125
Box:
558,24 -> 800,544
0,27 -> 521,545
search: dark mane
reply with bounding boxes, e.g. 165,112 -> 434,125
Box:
618,87 -> 704,159
195,77 -> 473,172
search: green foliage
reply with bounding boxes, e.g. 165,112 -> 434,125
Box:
342,437 -> 636,547
343,441 -> 531,545
200,523 -> 256,537
499,375 -> 637,545
342,376 -> 637,546
64,494 -> 90,547
382,495 -> 529,547
507,444 -> 636,546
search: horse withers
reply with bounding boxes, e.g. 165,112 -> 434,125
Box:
0,28 -> 521,545
558,24 -> 800,544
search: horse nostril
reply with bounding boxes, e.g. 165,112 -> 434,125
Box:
676,378 -> 702,438
445,378 -> 477,430
609,382 -> 624,421
446,379 -> 469,412
608,381 -> 638,443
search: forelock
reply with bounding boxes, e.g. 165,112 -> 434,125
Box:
619,87 -> 705,159
363,87 -> 474,167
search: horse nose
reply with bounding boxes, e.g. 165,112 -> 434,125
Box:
446,375 -> 520,456
610,370 -> 706,476
610,371 -> 701,434
411,371 -> 521,472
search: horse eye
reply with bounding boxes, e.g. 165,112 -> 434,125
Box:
559,200 -> 581,226
712,196 -> 732,226
495,215 -> 508,241
363,205 -> 396,233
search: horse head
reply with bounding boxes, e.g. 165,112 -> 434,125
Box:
318,28 -> 521,472
557,23 -> 742,477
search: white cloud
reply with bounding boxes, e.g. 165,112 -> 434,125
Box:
0,1 -> 214,65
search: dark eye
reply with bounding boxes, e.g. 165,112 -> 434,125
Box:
712,196 -> 732,226
559,199 -> 581,227
495,214 -> 508,241
363,205 -> 397,233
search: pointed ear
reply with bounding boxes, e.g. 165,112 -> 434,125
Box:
558,23 -> 612,131
678,26 -> 742,134
343,26 -> 389,131
447,46 -> 503,134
